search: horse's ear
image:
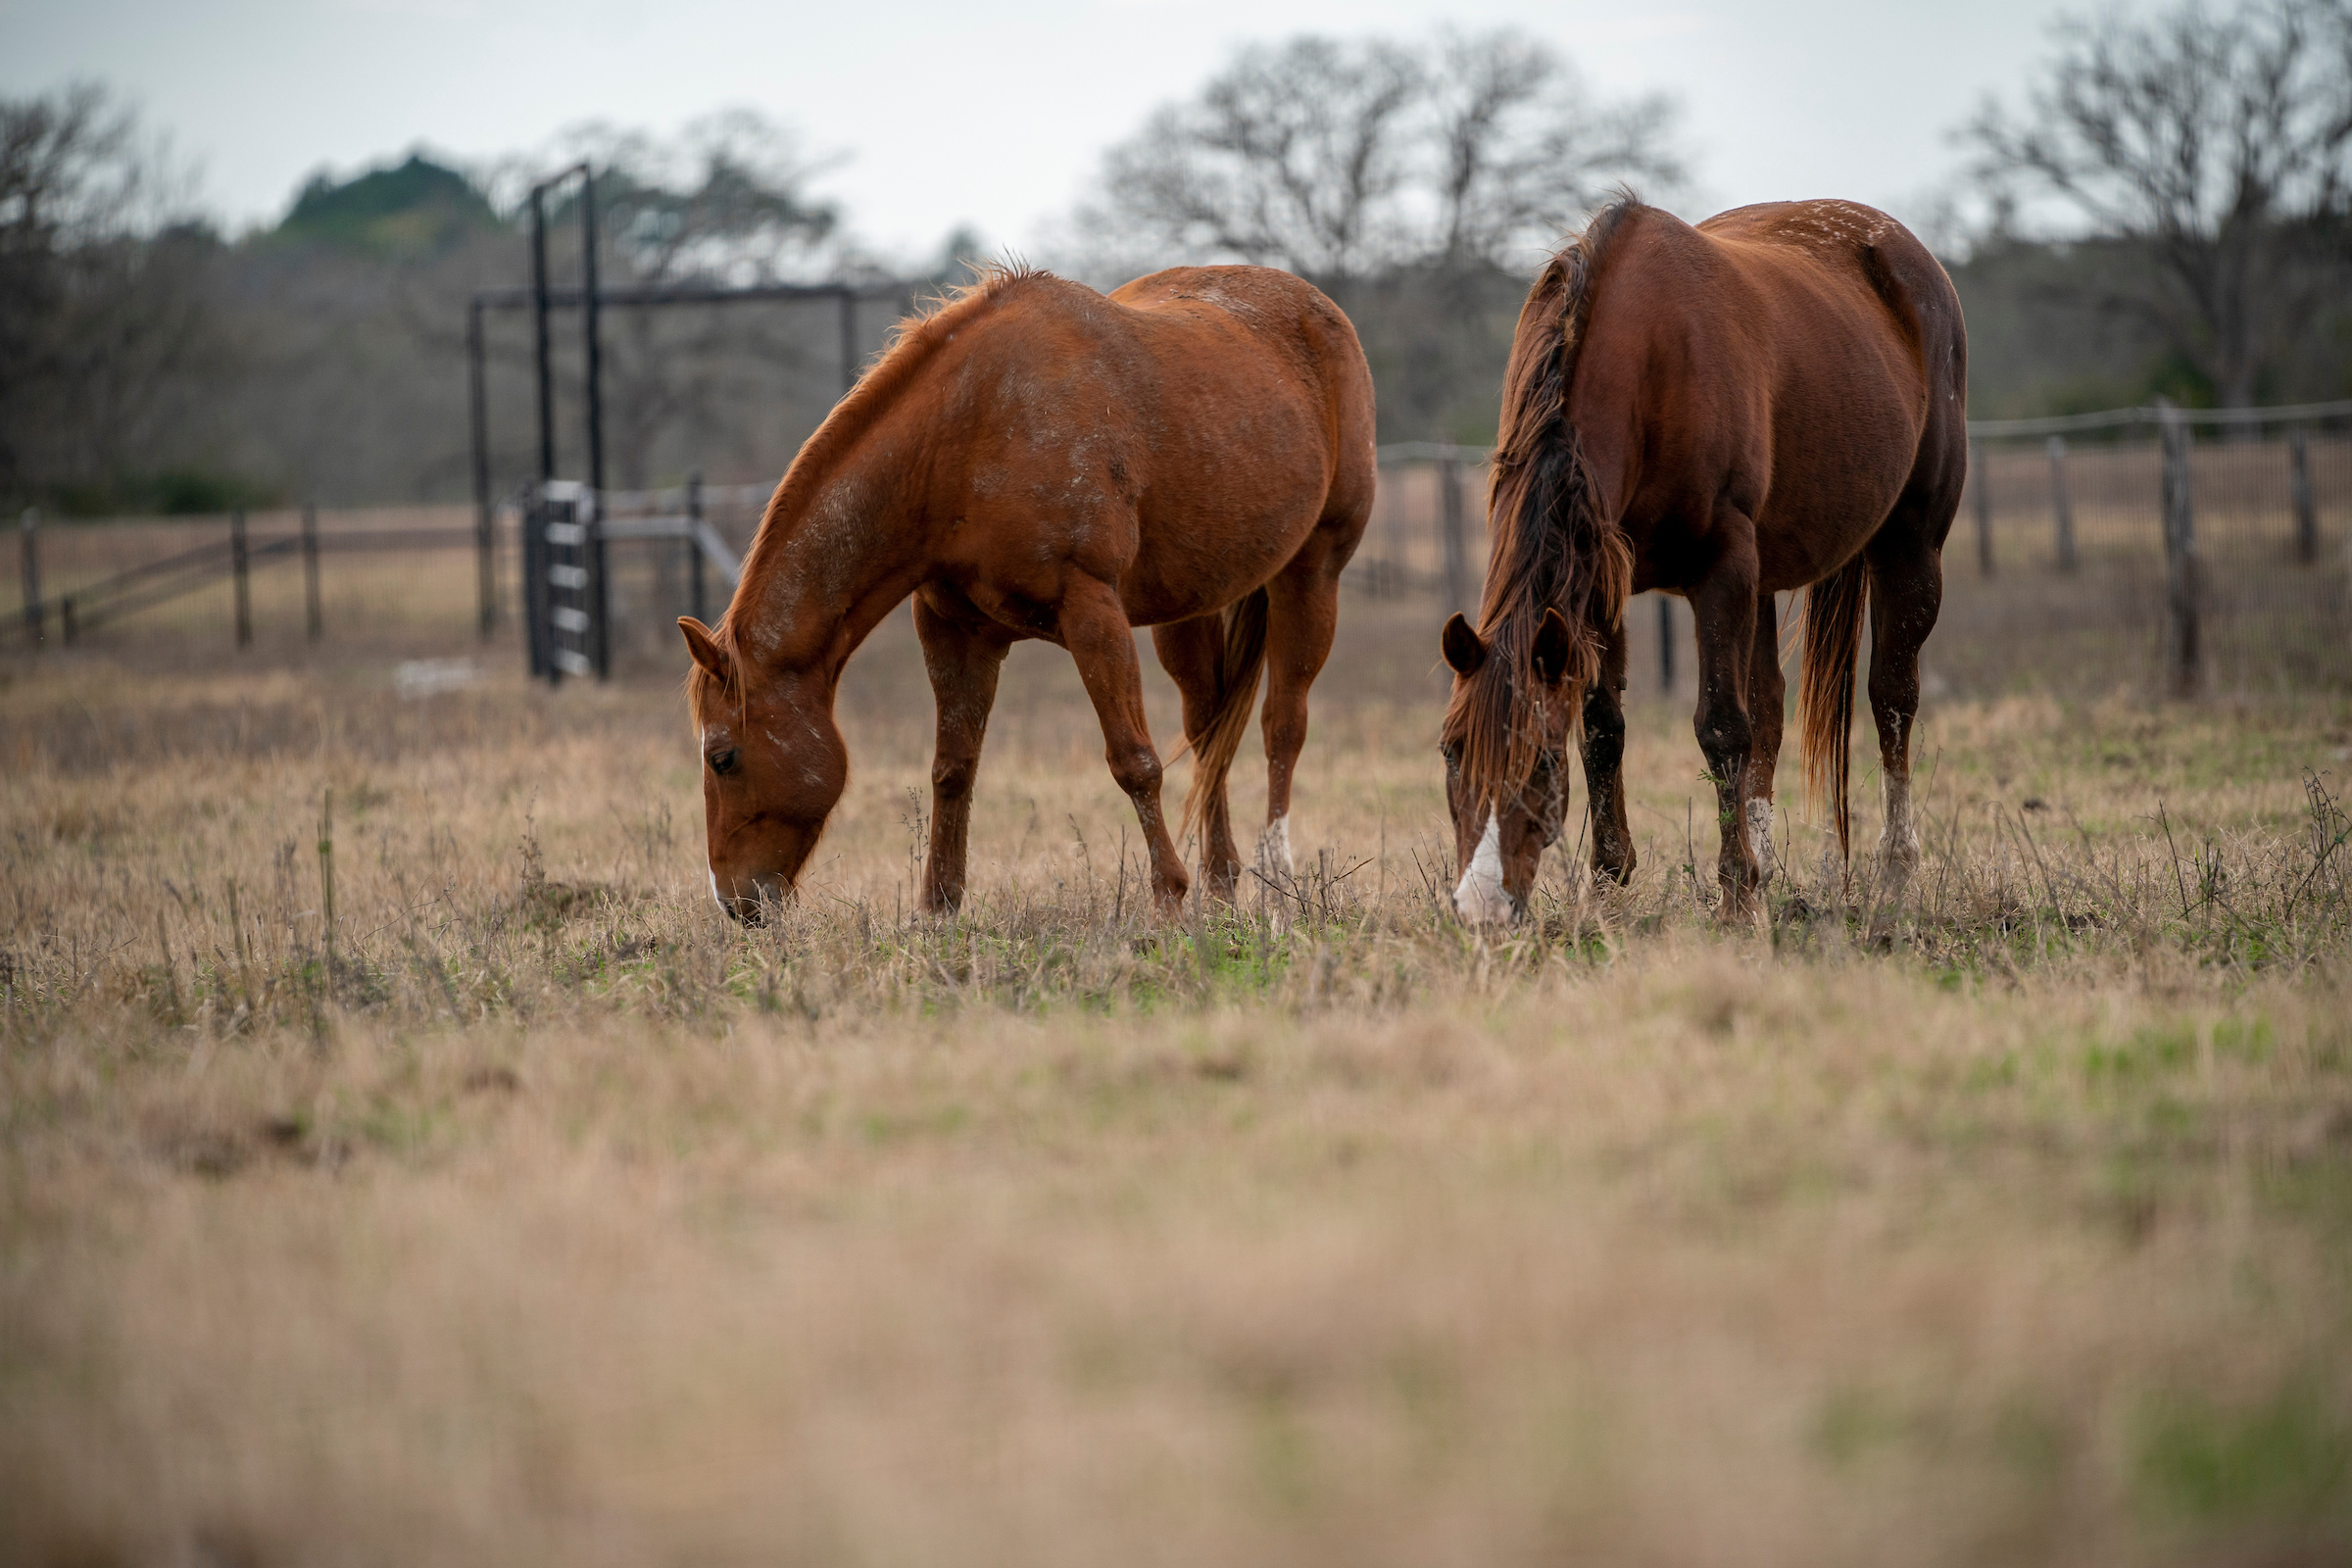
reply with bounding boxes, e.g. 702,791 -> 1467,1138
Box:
1530,607 -> 1573,687
678,617 -> 730,679
1441,613 -> 1487,676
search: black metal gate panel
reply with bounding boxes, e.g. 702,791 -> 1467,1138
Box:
526,480 -> 607,682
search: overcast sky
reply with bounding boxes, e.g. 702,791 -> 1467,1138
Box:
2,0 -> 2165,261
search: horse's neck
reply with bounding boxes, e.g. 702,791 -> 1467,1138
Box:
738,434 -> 930,674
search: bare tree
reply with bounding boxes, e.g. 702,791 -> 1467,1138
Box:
0,83 -> 220,508
528,112 -> 849,488
1077,29 -> 1683,287
1089,37 -> 1421,281
555,109 -> 846,288
1966,0 -> 2352,408
1427,29 -> 1680,273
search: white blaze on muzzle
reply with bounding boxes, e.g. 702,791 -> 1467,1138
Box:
1452,809 -> 1515,925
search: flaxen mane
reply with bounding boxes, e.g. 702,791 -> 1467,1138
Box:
685,263 -> 1052,729
1441,198 -> 1640,820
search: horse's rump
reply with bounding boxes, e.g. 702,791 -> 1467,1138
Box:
1449,195 -> 1962,850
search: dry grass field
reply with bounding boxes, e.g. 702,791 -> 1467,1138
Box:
4,586 -> 2351,1567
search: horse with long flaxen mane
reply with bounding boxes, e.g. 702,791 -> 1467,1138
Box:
680,264 -> 1376,919
1440,196 -> 1968,923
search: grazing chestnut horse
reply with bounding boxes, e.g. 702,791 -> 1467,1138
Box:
680,265 -> 1377,918
1440,197 -> 1968,923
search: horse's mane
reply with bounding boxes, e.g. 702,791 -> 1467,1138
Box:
685,261 -> 1052,728
1441,197 -> 1640,820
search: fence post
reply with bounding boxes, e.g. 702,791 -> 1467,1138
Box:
19,509 -> 41,648
468,296 -> 495,639
1971,439 -> 1994,576
588,486 -> 611,681
2157,398 -> 2200,696
1439,446 -> 1469,617
2047,435 -> 2077,572
61,596 -> 77,646
2291,428 -> 2318,564
839,290 -> 859,395
1657,595 -> 1675,693
301,501 -> 321,641
230,509 -> 252,650
522,487 -> 548,678
687,470 -> 708,626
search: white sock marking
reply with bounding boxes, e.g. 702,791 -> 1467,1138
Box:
1880,773 -> 1921,880
1453,809 -> 1514,925
1257,813 -> 1294,877
1745,797 -> 1776,873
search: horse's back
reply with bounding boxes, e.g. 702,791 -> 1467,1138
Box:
1697,201 -> 1966,451
1108,266 -> 1377,481
1603,202 -> 1963,585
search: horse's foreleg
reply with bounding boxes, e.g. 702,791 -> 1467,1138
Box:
1061,574 -> 1190,912
1865,533 -> 1945,891
914,595 -> 1012,915
1151,614 -> 1242,897
1741,590 -> 1787,885
1582,617 -> 1635,885
1258,567 -> 1343,883
1690,539 -> 1760,917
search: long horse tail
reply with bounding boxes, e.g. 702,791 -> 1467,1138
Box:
1443,195 -> 1640,821
1180,585 -> 1270,847
1796,555 -> 1871,861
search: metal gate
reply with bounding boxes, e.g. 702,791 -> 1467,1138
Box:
525,480 -> 607,682
522,477 -> 743,683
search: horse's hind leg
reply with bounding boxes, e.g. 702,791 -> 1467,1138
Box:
1060,572 -> 1191,911
1689,524 -> 1761,916
1152,613 -> 1243,897
1259,556 -> 1347,882
915,594 -> 1013,914
1864,528 -> 1945,889
1741,591 -> 1787,884
1582,617 -> 1636,884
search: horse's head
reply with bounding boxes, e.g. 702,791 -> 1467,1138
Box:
1439,606 -> 1576,926
679,615 -> 848,921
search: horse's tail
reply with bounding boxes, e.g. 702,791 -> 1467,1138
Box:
1180,585 -> 1269,848
1796,555 -> 1871,861
1443,195 -> 1641,821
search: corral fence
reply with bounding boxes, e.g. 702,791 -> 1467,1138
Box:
1360,397 -> 2351,698
6,506 -> 489,655
8,399 -> 2346,697
1957,397 -> 2347,695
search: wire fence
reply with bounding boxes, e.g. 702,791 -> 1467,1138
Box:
7,401 -> 2345,699
1359,402 -> 2351,701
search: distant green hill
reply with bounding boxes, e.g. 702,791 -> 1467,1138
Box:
275,153 -> 502,255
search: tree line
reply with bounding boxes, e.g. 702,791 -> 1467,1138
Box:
4,1 -> 2350,516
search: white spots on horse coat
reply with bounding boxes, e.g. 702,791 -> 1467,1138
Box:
1773,199 -> 1895,255
1453,810 -> 1513,926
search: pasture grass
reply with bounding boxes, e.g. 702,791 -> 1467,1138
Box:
3,604 -> 2350,1567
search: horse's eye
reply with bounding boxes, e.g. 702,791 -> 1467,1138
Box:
708,748 -> 738,776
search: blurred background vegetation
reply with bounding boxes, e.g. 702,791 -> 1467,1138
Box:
4,0 -> 2349,516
